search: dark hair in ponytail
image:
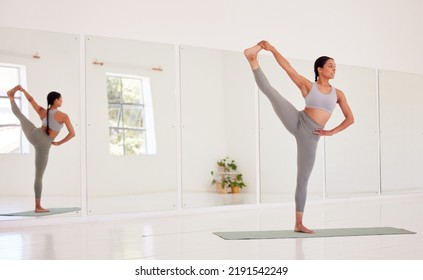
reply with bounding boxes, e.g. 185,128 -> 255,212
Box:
314,56 -> 333,81
46,91 -> 61,136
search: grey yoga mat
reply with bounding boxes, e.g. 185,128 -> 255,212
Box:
0,207 -> 81,217
213,227 -> 416,240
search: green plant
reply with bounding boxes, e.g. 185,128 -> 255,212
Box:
229,173 -> 246,189
211,157 -> 246,191
216,157 -> 236,172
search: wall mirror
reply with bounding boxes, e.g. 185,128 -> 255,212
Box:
324,65 -> 378,198
85,35 -> 177,215
379,70 -> 423,194
0,26 -> 81,220
180,45 -> 257,208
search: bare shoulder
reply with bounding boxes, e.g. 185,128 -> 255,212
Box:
335,88 -> 347,102
335,88 -> 345,95
56,111 -> 70,122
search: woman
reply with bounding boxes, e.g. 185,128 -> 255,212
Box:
244,41 -> 354,233
7,85 -> 75,212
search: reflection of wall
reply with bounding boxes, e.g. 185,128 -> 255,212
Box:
325,65 -> 379,197
85,36 -> 177,214
180,46 -> 257,208
180,46 -> 227,194
0,26 -> 80,198
222,51 -> 257,195
379,70 -> 423,193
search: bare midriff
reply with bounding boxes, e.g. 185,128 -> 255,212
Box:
304,107 -> 331,127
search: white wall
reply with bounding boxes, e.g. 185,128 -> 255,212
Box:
0,0 -> 422,74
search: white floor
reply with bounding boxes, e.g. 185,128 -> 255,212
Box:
0,194 -> 422,260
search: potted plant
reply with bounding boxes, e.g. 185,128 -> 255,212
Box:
228,173 -> 246,193
211,157 -> 246,193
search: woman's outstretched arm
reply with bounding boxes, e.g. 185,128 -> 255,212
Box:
259,41 -> 312,97
18,86 -> 46,118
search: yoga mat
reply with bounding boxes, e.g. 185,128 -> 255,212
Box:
214,227 -> 416,240
0,207 -> 81,217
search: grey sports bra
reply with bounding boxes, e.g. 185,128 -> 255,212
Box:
304,82 -> 337,113
42,109 -> 64,132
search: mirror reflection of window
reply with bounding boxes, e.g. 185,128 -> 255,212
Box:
106,73 -> 156,155
0,64 -> 29,154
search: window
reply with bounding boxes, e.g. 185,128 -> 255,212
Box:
0,64 -> 29,154
106,73 -> 156,155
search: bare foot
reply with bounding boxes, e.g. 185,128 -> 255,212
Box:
244,44 -> 262,69
7,89 -> 16,100
244,44 -> 262,60
35,207 -> 50,213
294,224 -> 315,234
7,85 -> 22,100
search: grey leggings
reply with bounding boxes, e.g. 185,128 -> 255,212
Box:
11,100 -> 52,199
253,67 -> 322,212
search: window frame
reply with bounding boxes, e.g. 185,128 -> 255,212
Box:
106,73 -> 155,156
0,63 -> 29,154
